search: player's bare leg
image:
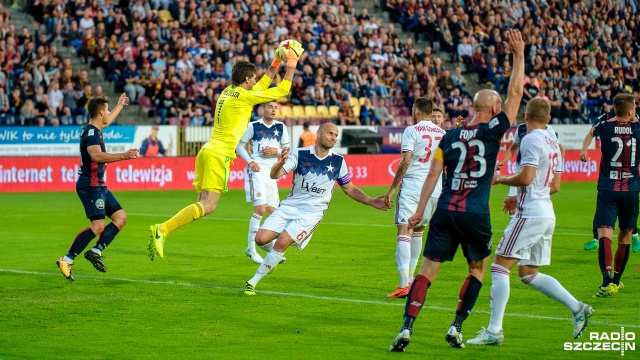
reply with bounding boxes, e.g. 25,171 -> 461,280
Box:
390,257 -> 442,352
148,190 -> 219,260
245,230 -> 294,295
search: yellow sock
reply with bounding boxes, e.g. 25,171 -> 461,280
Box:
160,202 -> 205,236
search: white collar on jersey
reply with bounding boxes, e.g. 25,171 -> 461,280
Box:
258,118 -> 278,127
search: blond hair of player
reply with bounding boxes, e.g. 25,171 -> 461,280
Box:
147,41 -> 304,260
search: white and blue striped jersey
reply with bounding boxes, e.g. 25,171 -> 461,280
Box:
239,118 -> 290,168
281,146 -> 350,212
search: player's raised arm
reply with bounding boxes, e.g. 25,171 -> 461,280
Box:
501,29 -> 525,124
253,49 -> 284,90
246,42 -> 304,106
88,145 -> 138,163
105,93 -> 129,127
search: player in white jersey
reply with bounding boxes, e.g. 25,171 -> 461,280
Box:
236,101 -> 290,264
243,123 -> 390,295
384,99 -> 447,298
496,123 -> 564,216
467,99 -> 593,346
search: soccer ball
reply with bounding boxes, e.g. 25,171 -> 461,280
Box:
277,39 -> 300,59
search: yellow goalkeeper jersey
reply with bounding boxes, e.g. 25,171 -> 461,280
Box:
202,75 -> 292,158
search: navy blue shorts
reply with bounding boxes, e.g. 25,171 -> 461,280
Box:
594,190 -> 639,232
424,208 -> 493,263
76,183 -> 121,221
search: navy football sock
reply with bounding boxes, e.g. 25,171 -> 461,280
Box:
598,237 -> 613,286
613,244 -> 630,285
453,275 -> 482,332
67,227 -> 97,259
93,223 -> 120,252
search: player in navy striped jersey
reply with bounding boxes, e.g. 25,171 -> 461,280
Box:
582,110 -> 640,252
390,29 -> 525,352
579,94 -> 640,297
243,123 -> 390,295
56,95 -> 139,282
236,101 -> 290,264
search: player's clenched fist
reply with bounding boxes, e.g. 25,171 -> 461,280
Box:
408,213 -> 421,228
280,147 -> 290,161
122,148 -> 139,160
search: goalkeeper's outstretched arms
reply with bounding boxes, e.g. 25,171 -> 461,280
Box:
246,41 -> 305,106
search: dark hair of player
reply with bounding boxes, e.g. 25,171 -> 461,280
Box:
231,61 -> 258,86
87,98 -> 109,120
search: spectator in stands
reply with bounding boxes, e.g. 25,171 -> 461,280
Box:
122,62 -> 145,104
190,107 -> 206,126
337,98 -> 359,126
360,98 -> 377,126
154,89 -> 175,125
19,99 -> 36,126
7,88 -> 23,125
373,97 -> 392,126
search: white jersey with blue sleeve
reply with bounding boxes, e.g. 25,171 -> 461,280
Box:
281,146 -> 350,212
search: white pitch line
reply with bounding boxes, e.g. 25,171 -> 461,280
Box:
127,212 -> 594,236
1,268 -> 637,329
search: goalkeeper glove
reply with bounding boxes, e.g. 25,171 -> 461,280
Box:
271,48 -> 282,67
283,40 -> 305,68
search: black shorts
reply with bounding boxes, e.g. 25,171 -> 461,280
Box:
424,208 -> 492,263
594,190 -> 639,232
76,183 -> 122,221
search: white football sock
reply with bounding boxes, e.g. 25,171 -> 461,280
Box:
62,255 -> 74,264
248,213 -> 262,252
90,247 -> 101,255
409,231 -> 423,278
521,272 -> 581,314
488,264 -> 511,333
395,235 -> 411,287
248,249 -> 284,286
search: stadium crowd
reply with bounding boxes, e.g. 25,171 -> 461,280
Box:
0,0 -> 638,127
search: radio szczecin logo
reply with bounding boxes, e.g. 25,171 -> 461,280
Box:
564,327 -> 635,356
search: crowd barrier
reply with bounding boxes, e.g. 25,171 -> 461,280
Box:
0,150 -> 600,193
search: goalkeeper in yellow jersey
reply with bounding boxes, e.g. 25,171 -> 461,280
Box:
147,41 -> 305,260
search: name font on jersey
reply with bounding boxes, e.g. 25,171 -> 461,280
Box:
459,129 -> 478,141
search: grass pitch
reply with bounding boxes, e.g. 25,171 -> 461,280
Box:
0,183 -> 638,359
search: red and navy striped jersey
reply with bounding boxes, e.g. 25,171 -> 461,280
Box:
592,119 -> 640,192
437,111 -> 511,213
78,124 -> 106,186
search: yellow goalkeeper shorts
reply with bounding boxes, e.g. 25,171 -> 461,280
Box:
193,148 -> 232,194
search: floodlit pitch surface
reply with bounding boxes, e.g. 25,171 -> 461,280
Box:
0,184 -> 637,359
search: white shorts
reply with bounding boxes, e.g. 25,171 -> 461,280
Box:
260,205 -> 324,250
495,217 -> 555,266
507,186 -> 517,197
394,180 -> 438,227
245,168 -> 280,207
